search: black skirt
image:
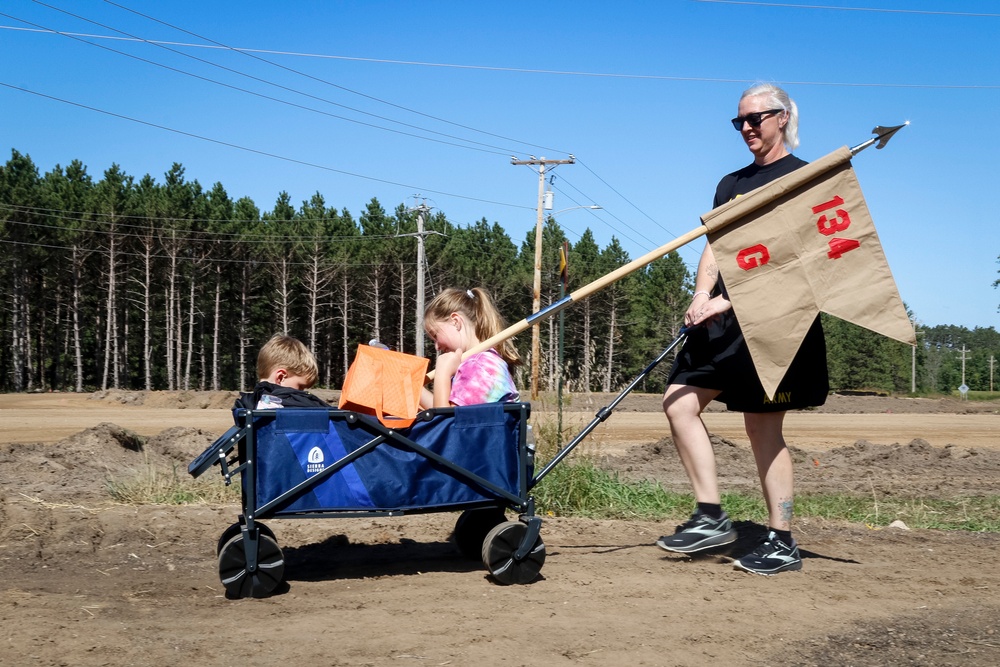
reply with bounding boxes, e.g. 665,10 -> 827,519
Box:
668,311 -> 828,413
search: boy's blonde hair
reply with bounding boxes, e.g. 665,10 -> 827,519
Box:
257,334 -> 319,387
424,287 -> 521,367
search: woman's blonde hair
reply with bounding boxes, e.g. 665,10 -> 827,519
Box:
424,287 -> 522,367
256,334 -> 319,386
741,82 -> 800,150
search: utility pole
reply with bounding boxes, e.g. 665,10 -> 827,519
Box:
960,345 -> 969,385
414,201 -> 428,357
511,155 -> 575,398
959,345 -> 970,399
910,329 -> 924,394
403,199 -> 441,357
990,355 -> 995,392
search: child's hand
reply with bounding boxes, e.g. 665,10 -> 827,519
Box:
435,349 -> 463,378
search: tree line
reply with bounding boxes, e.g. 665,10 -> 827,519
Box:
1,150 -> 996,397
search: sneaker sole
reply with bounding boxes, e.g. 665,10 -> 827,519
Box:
656,530 -> 737,554
733,559 -> 803,575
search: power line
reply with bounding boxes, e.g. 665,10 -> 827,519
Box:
2,23 -> 997,89
1,202 -> 417,238
4,7 -> 516,157
3,186 -> 698,268
2,204 -> 306,234
11,2 -> 566,156
1,205 -> 538,265
0,81 -> 534,212
576,159 -> 683,238
1,216 -> 397,244
1,219 -> 561,268
693,1 -> 1000,19
0,236 -> 420,268
546,182 -> 651,250
103,0 -> 568,156
549,174 -> 703,263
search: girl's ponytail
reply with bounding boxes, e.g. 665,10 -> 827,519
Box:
425,287 -> 521,367
469,287 -> 521,367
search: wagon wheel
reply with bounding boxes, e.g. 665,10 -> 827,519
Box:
453,507 -> 507,560
216,521 -> 276,555
218,532 -> 285,599
481,520 -> 545,585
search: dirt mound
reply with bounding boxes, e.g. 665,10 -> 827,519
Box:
0,422 -> 217,502
88,388 -> 343,409
88,389 -> 149,406
816,393 -> 999,415
90,388 -> 239,408
146,426 -> 219,464
545,390 -> 1000,415
603,433 -> 1000,498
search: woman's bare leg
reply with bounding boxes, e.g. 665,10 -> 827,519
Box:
744,411 -> 793,531
662,384 -> 722,503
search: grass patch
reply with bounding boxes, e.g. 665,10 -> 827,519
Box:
108,456 -> 1000,531
794,493 -> 1000,531
106,464 -> 241,505
530,412 -> 1000,531
531,455 -> 1000,531
957,390 -> 1000,402
532,457 -> 690,520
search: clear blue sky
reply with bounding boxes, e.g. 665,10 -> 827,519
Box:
2,1 -> 998,331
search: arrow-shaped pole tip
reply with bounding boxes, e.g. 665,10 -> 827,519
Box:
851,122 -> 908,155
873,122 -> 908,149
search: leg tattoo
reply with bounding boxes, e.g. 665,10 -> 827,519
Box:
778,498 -> 794,524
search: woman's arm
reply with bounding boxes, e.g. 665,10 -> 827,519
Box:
685,243 -> 732,326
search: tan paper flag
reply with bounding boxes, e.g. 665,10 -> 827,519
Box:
703,146 -> 915,399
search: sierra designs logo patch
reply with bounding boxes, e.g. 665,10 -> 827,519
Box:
306,446 -> 325,474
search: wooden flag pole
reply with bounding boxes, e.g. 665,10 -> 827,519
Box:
426,225 -> 708,380
425,123 -> 908,381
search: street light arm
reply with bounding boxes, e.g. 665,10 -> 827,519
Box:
549,205 -> 602,217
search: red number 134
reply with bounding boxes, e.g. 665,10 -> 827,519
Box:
812,195 -> 860,259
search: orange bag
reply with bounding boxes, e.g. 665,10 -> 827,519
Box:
338,344 -> 429,428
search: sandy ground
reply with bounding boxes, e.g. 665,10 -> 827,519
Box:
1,391 -> 999,666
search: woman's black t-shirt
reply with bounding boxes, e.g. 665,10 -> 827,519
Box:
668,153 -> 829,412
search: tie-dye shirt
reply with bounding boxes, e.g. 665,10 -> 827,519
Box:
449,349 -> 520,406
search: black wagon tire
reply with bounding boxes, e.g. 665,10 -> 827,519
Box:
481,520 -> 545,585
218,532 -> 285,599
453,507 -> 507,560
216,521 -> 276,556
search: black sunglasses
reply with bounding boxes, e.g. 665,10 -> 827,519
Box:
731,108 -> 784,131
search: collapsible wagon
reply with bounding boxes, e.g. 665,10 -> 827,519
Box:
189,335 -> 687,598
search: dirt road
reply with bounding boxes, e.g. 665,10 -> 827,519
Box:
1,392 -> 998,666
4,390 -> 996,452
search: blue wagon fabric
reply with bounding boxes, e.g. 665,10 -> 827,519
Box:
251,404 -> 522,514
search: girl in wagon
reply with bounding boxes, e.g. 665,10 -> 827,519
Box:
420,287 -> 521,408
